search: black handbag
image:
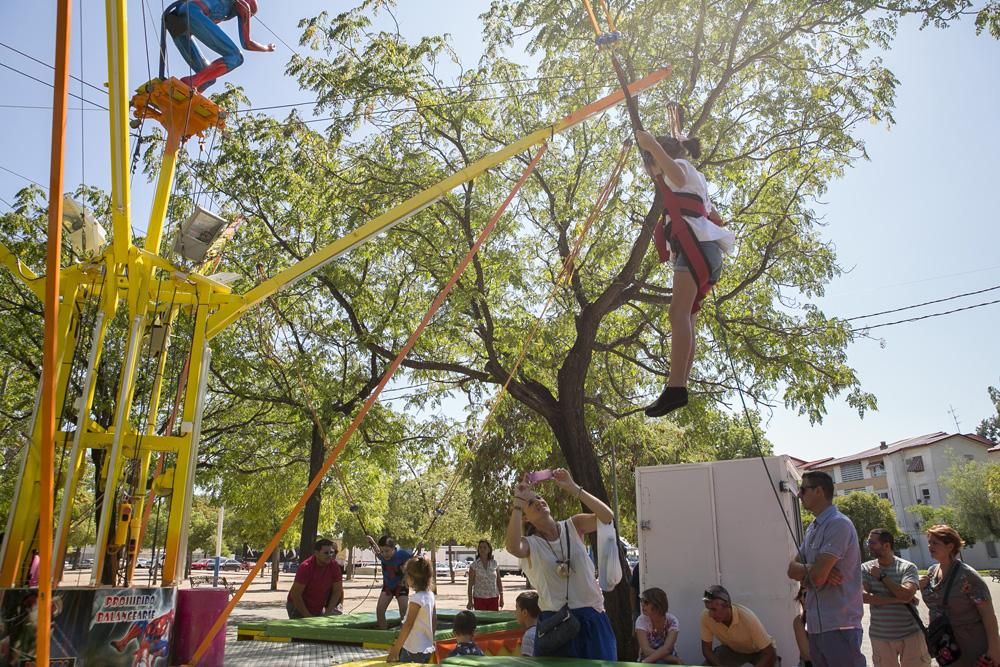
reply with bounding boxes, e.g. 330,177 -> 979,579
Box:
534,523 -> 581,656
924,562 -> 963,666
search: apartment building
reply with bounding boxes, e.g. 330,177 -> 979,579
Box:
800,432 -> 1000,569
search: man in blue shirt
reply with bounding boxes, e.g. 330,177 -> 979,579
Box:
368,534 -> 414,629
787,471 -> 865,667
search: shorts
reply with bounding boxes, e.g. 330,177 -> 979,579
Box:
382,584 -> 409,598
673,240 -> 724,283
398,647 -> 433,663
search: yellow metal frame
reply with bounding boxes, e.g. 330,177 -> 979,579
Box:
0,0 -> 671,606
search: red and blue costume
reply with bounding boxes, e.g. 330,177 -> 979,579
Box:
162,0 -> 274,91
112,610 -> 174,667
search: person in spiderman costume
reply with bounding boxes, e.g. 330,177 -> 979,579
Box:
163,0 -> 275,92
112,609 -> 174,667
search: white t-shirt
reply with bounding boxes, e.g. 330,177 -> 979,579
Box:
520,519 -> 605,612
402,589 -> 436,654
661,159 -> 735,254
520,625 -> 537,656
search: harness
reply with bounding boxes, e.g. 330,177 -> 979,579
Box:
651,176 -> 714,314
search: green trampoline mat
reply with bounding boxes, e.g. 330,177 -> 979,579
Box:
442,657 -> 653,666
239,608 -> 519,643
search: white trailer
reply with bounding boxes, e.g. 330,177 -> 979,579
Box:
636,455 -> 804,664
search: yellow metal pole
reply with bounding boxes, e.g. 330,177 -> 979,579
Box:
105,0 -> 131,265
143,144 -> 180,257
204,66 -> 672,339
162,285 -> 211,585
39,0 -> 73,661
0,241 -> 46,299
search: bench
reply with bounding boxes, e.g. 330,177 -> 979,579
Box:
189,575 -> 237,596
990,569 -> 1000,583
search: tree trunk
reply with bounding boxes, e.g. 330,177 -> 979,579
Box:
299,419 -> 324,559
270,546 -> 279,591
347,546 -> 355,581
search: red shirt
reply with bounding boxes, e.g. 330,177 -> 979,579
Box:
289,555 -> 342,615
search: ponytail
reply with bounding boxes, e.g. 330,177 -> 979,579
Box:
681,137 -> 701,160
655,134 -> 702,160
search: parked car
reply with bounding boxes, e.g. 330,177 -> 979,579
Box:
190,559 -> 213,570
80,558 -> 93,569
218,558 -> 243,572
135,558 -> 150,568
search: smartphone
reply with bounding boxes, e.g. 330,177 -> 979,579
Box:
527,469 -> 554,483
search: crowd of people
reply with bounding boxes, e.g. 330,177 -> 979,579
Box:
284,468 -> 998,666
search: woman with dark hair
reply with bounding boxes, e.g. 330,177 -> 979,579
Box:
919,524 -> 1000,667
467,539 -> 503,611
636,587 -> 683,664
505,468 -> 617,660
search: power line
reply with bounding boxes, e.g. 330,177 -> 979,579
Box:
845,283 -> 1000,321
853,297 -> 1000,331
0,104 -> 103,111
0,61 -> 108,111
233,74 -> 609,114
0,41 -> 108,96
0,164 -> 46,189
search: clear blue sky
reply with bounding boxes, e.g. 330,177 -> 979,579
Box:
2,2 -> 998,461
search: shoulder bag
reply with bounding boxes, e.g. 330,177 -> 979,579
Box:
534,522 -> 581,655
923,562 -> 963,666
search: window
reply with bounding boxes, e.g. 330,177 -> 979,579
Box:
840,461 -> 864,482
905,456 -> 925,472
987,542 -> 998,559
868,462 -> 886,478
921,488 -> 931,504
964,454 -> 975,462
878,491 -> 891,502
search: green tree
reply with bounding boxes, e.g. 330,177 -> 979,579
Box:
832,492 -> 906,552
976,382 -> 1000,444
906,503 -> 977,548
940,460 -> 1000,541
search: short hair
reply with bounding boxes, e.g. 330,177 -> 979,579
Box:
869,528 -> 894,547
377,535 -> 396,548
453,610 -> 478,636
515,591 -> 540,618
802,471 -> 834,501
640,587 -> 669,614
403,556 -> 432,591
926,524 -> 964,557
314,538 -> 336,552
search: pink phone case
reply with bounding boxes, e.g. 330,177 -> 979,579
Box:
527,469 -> 554,483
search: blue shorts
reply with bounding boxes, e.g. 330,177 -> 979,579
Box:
398,648 -> 433,663
674,240 -> 724,283
808,628 -> 865,667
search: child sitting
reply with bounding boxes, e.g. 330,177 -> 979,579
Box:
447,610 -> 485,657
515,591 -> 540,657
387,556 -> 435,664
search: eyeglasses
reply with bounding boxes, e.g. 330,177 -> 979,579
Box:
865,539 -> 881,546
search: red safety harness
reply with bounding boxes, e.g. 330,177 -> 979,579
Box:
651,176 -> 714,314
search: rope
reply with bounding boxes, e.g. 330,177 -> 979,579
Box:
185,144 -> 548,666
418,139 -> 633,543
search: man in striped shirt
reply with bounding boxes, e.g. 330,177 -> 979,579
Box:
861,528 -> 931,666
